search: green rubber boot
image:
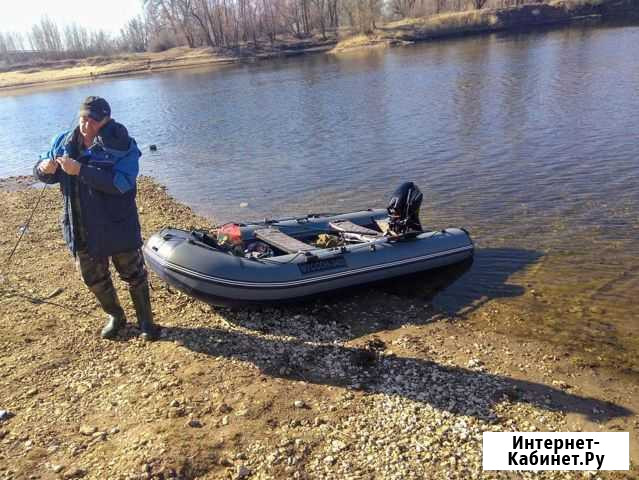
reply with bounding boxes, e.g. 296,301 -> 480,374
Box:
130,282 -> 159,341
94,287 -> 126,339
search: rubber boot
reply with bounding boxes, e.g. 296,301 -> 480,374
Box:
130,282 -> 159,341
94,287 -> 126,339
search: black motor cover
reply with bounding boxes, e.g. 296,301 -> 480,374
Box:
387,182 -> 423,233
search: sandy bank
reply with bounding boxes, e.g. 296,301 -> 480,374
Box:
0,40 -> 336,93
0,176 -> 636,478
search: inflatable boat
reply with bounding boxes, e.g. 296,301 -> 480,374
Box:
143,183 -> 474,306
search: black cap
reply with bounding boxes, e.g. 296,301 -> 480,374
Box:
79,96 -> 111,121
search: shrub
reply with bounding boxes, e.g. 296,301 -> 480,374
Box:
148,30 -> 177,52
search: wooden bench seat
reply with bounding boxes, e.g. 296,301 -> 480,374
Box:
254,228 -> 315,253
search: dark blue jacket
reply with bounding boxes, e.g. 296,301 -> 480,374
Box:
34,120 -> 143,258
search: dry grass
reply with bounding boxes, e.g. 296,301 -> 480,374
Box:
330,34 -> 389,53
385,9 -> 499,34
332,10 -> 499,52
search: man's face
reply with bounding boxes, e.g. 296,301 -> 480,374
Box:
79,115 -> 102,138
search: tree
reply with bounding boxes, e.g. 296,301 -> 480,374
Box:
64,24 -> 90,54
391,0 -> 417,18
472,0 -> 488,9
120,16 -> 148,52
29,16 -> 63,59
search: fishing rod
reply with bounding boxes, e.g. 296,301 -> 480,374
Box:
0,113 -> 102,319
2,114 -> 76,271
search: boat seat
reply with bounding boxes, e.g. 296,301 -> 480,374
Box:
254,228 -> 315,254
329,220 -> 383,237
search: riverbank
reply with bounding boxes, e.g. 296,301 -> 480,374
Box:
0,39 -> 337,92
2,0 -> 638,92
332,0 -> 639,52
0,176 -> 636,479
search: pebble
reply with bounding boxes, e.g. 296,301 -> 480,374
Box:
62,467 -> 86,479
294,400 -> 305,409
222,415 -> 230,426
467,358 -> 484,369
234,465 -> 251,479
51,464 -> 64,473
552,380 -> 571,390
79,425 -> 97,436
0,410 -> 14,421
187,419 -> 203,428
331,439 -> 347,452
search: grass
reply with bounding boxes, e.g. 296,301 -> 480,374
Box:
385,10 -> 499,32
332,10 -> 500,52
330,34 -> 388,52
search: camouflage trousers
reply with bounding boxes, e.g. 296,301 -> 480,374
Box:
74,248 -> 148,296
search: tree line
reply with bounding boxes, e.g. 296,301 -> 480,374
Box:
1,0 -> 533,65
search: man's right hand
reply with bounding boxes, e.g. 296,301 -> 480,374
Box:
38,159 -> 59,175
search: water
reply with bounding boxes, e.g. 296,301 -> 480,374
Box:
1,22 -> 638,372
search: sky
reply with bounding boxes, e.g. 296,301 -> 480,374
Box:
0,0 -> 144,35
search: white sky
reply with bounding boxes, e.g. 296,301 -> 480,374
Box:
0,0 -> 144,35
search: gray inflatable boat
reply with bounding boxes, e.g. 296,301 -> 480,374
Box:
143,208 -> 474,307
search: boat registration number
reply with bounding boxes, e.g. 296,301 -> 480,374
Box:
298,257 -> 347,275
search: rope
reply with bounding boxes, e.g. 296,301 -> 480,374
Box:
3,182 -> 48,268
0,285 -> 100,318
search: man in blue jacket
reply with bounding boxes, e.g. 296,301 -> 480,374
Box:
34,96 -> 159,341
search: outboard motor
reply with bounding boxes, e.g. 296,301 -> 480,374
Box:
387,182 -> 423,234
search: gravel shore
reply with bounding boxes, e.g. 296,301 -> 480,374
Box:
0,176 -> 636,479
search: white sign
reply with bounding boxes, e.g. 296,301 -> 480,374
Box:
483,432 -> 629,471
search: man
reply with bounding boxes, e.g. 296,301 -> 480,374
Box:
34,96 -> 159,341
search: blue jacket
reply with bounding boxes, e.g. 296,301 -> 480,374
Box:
33,120 -> 143,258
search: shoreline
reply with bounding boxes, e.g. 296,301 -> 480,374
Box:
1,0 -> 638,93
332,0 -> 639,52
0,42 -> 337,94
0,175 -> 637,477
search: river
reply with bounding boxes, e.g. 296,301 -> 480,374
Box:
1,22 -> 638,373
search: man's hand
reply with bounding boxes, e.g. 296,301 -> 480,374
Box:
56,156 -> 81,176
38,159 -> 59,175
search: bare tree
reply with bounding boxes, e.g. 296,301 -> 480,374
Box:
340,0 -> 381,33
144,0 -> 194,46
327,0 -> 338,28
120,16 -> 148,52
311,0 -> 328,39
64,24 -> 90,54
391,0 -> 417,18
89,30 -> 114,55
29,17 -> 64,59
